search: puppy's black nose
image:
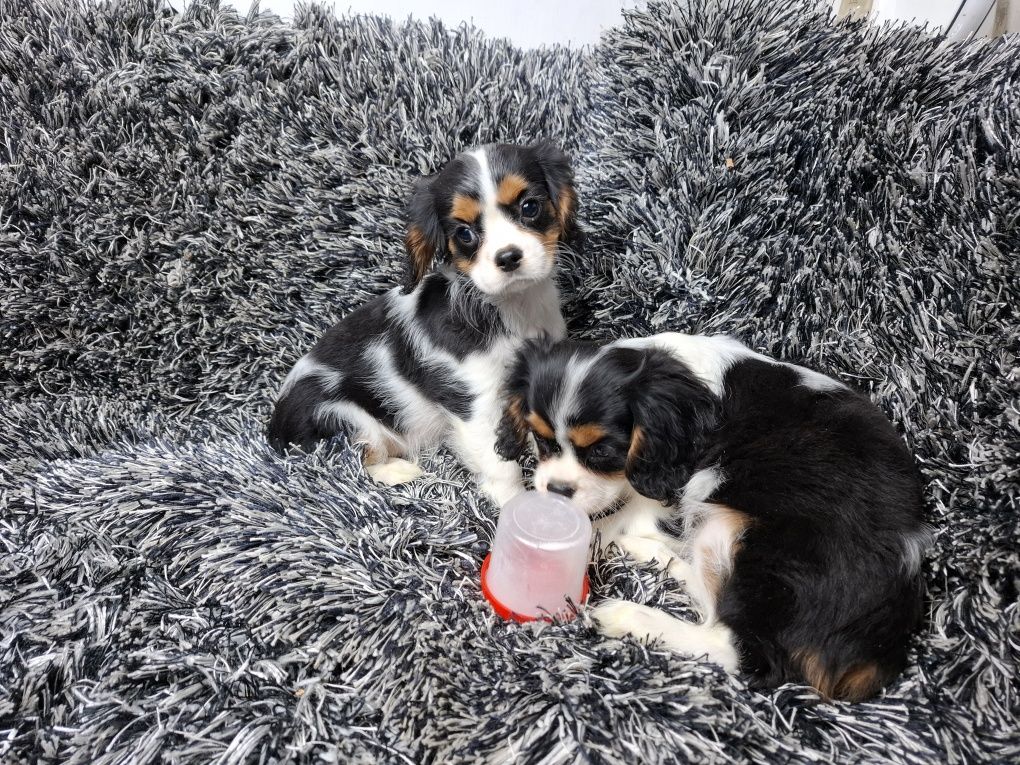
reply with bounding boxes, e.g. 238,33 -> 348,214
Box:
495,246 -> 523,272
546,481 -> 576,499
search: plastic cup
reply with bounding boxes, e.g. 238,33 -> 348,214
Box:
481,491 -> 592,622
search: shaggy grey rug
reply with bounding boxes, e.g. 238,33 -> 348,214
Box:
2,0 -> 1018,762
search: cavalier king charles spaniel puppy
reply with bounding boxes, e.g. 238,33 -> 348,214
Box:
497,333 -> 930,701
269,141 -> 577,505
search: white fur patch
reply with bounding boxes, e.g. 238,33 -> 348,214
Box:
554,350 -> 602,433
495,278 -> 566,340
786,363 -> 845,392
592,600 -> 739,672
315,399 -> 402,459
615,534 -> 694,582
901,525 -> 933,575
365,342 -> 450,459
365,458 -> 424,486
615,333 -> 755,396
683,466 -> 724,504
278,354 -> 343,400
615,332 -> 847,395
448,386 -> 524,507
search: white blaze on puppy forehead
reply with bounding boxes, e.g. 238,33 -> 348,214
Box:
529,347 -> 629,514
553,349 -> 603,440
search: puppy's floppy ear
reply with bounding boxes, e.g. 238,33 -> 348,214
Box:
621,348 -> 719,505
494,334 -> 556,462
404,174 -> 446,288
495,394 -> 529,462
530,139 -> 577,238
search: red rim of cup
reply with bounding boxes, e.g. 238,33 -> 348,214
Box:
480,553 -> 590,623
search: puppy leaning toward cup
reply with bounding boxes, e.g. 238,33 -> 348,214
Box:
497,332 -> 930,701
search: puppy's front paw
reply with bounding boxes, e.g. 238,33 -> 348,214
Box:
613,534 -> 694,582
616,535 -> 676,566
481,479 -> 524,508
593,599 -> 740,671
365,458 -> 424,486
591,599 -> 664,641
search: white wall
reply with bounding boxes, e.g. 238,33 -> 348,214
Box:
224,1 -> 643,48
222,0 -> 1019,43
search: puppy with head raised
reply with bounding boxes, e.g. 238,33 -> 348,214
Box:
497,333 -> 929,701
269,142 -> 577,504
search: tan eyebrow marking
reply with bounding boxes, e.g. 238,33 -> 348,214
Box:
451,194 -> 480,223
496,174 -> 530,206
569,423 -> 607,448
526,412 -> 555,440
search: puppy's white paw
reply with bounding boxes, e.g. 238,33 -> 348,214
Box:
615,534 -> 694,582
592,599 -> 740,671
592,599 -> 664,640
617,534 -> 676,566
481,479 -> 524,508
366,458 -> 423,486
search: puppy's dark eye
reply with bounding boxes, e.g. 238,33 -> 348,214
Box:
455,226 -> 477,246
587,443 -> 611,460
520,199 -> 540,219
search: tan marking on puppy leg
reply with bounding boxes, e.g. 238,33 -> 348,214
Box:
833,662 -> 884,702
568,423 -> 606,448
451,194 -> 480,223
496,174 -> 530,206
526,412 -> 555,440
792,650 -> 885,702
794,649 -> 836,699
693,504 -> 752,605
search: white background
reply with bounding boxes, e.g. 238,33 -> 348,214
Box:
218,1 -> 1018,44
223,0 -> 644,48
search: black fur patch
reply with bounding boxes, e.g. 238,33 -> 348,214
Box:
704,358 -> 925,694
414,272 -> 497,359
387,311 -> 473,420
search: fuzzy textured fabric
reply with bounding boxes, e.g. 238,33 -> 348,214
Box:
2,0 -> 1018,762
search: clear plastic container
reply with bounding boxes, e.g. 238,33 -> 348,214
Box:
481,491 -> 592,621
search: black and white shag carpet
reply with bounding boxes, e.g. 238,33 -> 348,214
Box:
2,1 -> 1018,762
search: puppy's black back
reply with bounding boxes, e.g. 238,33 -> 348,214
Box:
706,359 -> 926,700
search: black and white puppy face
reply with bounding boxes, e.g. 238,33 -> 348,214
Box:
404,141 -> 576,295
496,339 -> 719,513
